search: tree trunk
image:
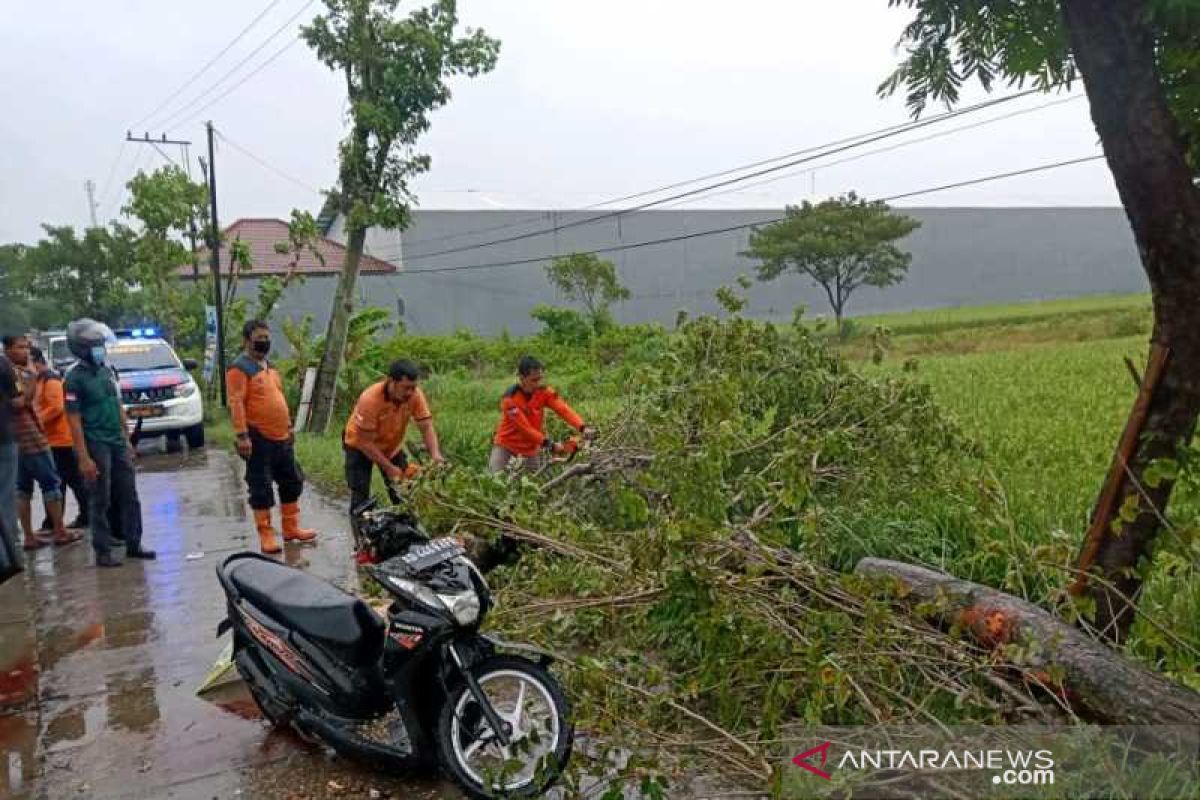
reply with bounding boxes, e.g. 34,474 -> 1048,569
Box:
1059,0 -> 1200,642
307,224 -> 367,433
855,558 -> 1200,729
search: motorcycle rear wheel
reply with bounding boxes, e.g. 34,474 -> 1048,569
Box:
437,654 -> 573,799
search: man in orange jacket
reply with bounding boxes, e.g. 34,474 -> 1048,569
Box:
226,320 -> 317,555
31,347 -> 89,532
343,359 -> 445,522
489,355 -> 593,474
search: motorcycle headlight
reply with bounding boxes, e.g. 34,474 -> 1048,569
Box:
388,576 -> 442,612
174,380 -> 197,398
437,590 -> 481,626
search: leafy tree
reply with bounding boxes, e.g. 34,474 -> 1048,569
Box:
744,192 -> 920,330
545,252 -> 631,332
300,0 -> 501,432
881,0 -> 1200,641
0,244 -> 33,334
16,225 -> 140,325
122,166 -> 210,350
530,304 -> 594,346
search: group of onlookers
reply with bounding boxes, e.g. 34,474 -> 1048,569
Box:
0,321 -> 155,583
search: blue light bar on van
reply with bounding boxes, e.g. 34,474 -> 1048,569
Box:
130,327 -> 158,338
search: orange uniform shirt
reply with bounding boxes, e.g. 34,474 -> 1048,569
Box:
34,373 -> 73,449
225,355 -> 292,442
493,385 -> 584,457
343,381 -> 432,458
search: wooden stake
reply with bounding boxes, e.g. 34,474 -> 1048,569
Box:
1070,343 -> 1170,596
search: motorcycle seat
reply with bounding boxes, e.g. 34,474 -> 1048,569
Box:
228,557 -> 384,664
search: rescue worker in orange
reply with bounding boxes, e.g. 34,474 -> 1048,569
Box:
489,355 -> 594,474
31,347 -> 89,532
226,319 -> 317,555
343,359 -> 445,533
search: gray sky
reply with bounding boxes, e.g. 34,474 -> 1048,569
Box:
0,0 -> 1119,244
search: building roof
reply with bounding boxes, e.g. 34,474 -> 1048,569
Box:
179,218 -> 397,278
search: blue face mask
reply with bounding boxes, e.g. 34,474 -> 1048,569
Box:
90,345 -> 107,365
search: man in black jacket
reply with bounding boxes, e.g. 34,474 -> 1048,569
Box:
0,351 -> 23,578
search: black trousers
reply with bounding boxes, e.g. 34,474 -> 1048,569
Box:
344,446 -> 407,512
86,439 -> 141,556
245,429 -> 304,510
41,446 -> 90,528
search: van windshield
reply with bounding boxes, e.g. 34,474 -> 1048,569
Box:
107,342 -> 180,372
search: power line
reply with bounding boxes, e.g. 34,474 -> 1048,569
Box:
130,0 -> 284,131
392,87 -> 1055,259
150,141 -> 180,167
655,94 -> 1087,209
393,154 -> 1106,277
215,129 -> 323,194
376,88 -> 1060,263
155,0 -> 316,132
97,140 -> 130,220
104,146 -> 152,221
172,37 -> 304,132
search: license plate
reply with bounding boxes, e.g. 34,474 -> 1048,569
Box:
401,538 -> 463,572
128,405 -> 165,419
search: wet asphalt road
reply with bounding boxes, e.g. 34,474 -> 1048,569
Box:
0,445 -> 459,800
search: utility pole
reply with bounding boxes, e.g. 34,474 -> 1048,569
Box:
205,121 -> 227,407
126,131 -> 192,160
84,180 -> 99,227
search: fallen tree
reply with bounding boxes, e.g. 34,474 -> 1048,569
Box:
855,557 -> 1200,727
390,307 -> 1199,794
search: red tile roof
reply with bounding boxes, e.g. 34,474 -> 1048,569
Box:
179,218 -> 397,277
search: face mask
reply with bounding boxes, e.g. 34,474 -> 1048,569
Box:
252,339 -> 271,355
90,345 -> 107,365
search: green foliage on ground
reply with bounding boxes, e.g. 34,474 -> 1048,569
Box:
208,292 -> 1197,794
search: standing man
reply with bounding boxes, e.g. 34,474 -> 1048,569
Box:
3,335 -> 76,549
31,347 -> 89,532
343,360 -> 445,526
225,319 -> 317,555
63,319 -> 155,568
489,355 -> 594,474
0,349 -> 22,578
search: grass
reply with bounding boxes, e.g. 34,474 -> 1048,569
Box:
833,292 -> 1152,359
848,292 -> 1150,336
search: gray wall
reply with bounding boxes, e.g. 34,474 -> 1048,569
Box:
254,207 -> 1147,341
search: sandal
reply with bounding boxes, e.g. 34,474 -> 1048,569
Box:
53,531 -> 83,547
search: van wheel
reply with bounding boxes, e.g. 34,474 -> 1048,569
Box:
186,424 -> 206,449
166,434 -> 183,454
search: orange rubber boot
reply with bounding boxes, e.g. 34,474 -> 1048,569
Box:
255,508 -> 282,554
281,502 -> 318,543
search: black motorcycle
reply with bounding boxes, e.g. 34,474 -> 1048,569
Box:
215,501 -> 574,799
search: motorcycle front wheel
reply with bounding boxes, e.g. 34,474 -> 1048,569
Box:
437,654 -> 574,799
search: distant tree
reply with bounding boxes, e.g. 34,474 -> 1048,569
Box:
122,166 -> 210,348
882,0 -> 1200,643
744,192 -> 920,330
545,252 -> 631,331
16,225 -> 139,326
301,0 -> 501,433
0,244 -> 32,334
